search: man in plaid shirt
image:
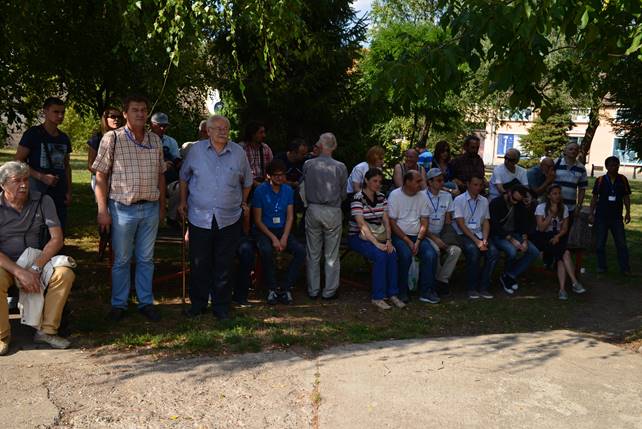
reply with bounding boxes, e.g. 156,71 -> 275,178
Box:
240,121 -> 273,186
92,94 -> 166,323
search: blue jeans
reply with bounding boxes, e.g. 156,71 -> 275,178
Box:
348,235 -> 399,300
459,235 -> 499,292
256,228 -> 305,291
234,235 -> 255,302
109,199 -> 160,309
392,234 -> 437,299
595,217 -> 630,272
491,237 -> 540,279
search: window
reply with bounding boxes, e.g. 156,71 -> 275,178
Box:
568,136 -> 583,146
500,108 -> 532,122
613,138 -> 641,165
571,109 -> 590,123
497,134 -> 526,155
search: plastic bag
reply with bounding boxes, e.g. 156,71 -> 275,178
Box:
408,256 -> 420,291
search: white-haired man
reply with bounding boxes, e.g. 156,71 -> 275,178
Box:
301,133 -> 348,299
0,161 -> 75,355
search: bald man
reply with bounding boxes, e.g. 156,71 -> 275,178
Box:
488,148 -> 529,200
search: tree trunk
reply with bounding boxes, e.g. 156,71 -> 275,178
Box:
409,110 -> 419,146
417,113 -> 432,147
579,93 -> 606,164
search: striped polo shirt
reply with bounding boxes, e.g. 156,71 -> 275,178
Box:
553,157 -> 588,211
349,191 -> 387,235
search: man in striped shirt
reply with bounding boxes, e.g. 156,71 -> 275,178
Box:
554,142 -> 588,218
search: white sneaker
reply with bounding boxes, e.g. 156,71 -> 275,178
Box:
34,331 -> 70,349
571,282 -> 586,294
389,296 -> 406,309
371,299 -> 391,310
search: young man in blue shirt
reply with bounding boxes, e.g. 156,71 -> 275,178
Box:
252,159 -> 305,304
589,156 -> 632,274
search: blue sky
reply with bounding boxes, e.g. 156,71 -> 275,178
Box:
352,0 -> 373,17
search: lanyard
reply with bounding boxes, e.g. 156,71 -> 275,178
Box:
605,175 -> 617,195
266,188 -> 282,216
124,127 -> 152,149
467,198 -> 478,220
427,193 -> 440,212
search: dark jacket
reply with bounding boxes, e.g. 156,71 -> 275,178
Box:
489,196 -> 533,238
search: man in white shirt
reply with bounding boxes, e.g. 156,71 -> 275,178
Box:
388,170 -> 439,304
424,168 -> 462,295
489,148 -> 529,200
453,175 -> 499,299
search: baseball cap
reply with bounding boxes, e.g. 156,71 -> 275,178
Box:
151,112 -> 169,125
426,168 -> 443,180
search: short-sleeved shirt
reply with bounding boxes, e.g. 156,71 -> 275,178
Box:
387,188 -> 430,236
0,191 -> 60,261
19,125 -> 72,196
180,139 -> 253,229
242,142 -> 273,180
452,191 -> 490,239
489,164 -> 528,200
592,174 -> 631,221
251,182 -> 294,229
87,132 -> 102,152
92,127 -> 166,205
527,166 -> 545,192
418,150 -> 433,170
275,152 -> 304,184
425,190 -> 454,235
349,191 -> 387,235
535,203 -> 569,233
347,161 -> 370,193
450,153 -> 485,185
554,157 -> 588,211
161,134 -> 180,161
302,155 -> 348,208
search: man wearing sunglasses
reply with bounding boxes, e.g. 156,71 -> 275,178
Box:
488,148 -> 529,201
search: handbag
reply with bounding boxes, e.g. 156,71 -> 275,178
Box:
23,194 -> 51,250
360,222 -> 387,243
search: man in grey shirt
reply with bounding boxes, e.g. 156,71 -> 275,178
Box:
301,133 -> 348,299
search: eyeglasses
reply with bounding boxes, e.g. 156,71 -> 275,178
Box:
105,114 -> 122,120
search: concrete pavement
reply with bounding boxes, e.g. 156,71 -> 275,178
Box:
1,330 -> 641,428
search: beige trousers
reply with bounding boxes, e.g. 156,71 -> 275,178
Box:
428,239 -> 462,283
0,266 -> 75,339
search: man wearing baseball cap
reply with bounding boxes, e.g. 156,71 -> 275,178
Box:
424,168 -> 462,296
151,112 -> 181,179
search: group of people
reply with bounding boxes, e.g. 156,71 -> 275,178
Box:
0,95 -> 634,355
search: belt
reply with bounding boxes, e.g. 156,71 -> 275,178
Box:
130,199 -> 155,205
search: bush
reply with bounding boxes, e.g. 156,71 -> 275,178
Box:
60,107 -> 99,153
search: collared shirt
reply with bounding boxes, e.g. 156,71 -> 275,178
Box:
251,182 -> 294,229
92,127 -> 166,205
425,190 -> 453,235
452,191 -> 490,239
180,139 -> 252,229
488,164 -> 528,200
554,157 -> 588,211
161,134 -> 180,160
302,155 -> 348,208
450,153 -> 485,185
592,173 -> 631,221
242,142 -> 273,180
0,191 -> 60,261
347,161 -> 370,193
387,188 -> 431,236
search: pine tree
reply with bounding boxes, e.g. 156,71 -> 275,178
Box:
520,111 -> 574,159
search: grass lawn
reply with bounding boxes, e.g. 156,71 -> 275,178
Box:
2,148 -> 641,356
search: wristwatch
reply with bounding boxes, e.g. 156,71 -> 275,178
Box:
30,264 -> 42,273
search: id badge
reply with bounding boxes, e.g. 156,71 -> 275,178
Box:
431,215 -> 441,222
467,221 -> 477,230
272,217 -> 281,225
608,195 -> 616,202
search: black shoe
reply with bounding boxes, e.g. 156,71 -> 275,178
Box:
213,310 -> 231,321
106,308 -> 126,322
436,281 -> 450,296
322,292 -> 339,300
182,307 -> 207,318
280,291 -> 293,304
139,305 -> 161,322
500,274 -> 515,295
308,292 -> 320,300
398,294 -> 410,304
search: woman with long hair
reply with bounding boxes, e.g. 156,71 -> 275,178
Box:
348,168 -> 405,310
532,185 -> 586,299
431,140 -> 458,195
87,106 -> 122,190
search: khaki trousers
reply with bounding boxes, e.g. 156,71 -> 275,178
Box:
0,267 -> 75,339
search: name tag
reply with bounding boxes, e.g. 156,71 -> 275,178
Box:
467,221 -> 477,229
272,217 -> 281,224
608,195 -> 616,202
431,215 -> 441,221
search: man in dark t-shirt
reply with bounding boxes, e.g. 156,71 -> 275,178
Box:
15,97 -> 72,230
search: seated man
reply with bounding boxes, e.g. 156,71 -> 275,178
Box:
252,159 -> 305,304
388,170 -> 439,304
489,185 -> 539,295
0,161 -> 75,355
527,156 -> 556,201
488,148 -> 529,200
453,175 -> 498,299
424,168 -> 462,296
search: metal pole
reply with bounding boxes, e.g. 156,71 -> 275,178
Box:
181,217 -> 187,305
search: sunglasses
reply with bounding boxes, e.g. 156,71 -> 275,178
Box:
105,114 -> 123,120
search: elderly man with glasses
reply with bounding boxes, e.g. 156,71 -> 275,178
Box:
178,115 -> 252,320
488,148 -> 529,201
